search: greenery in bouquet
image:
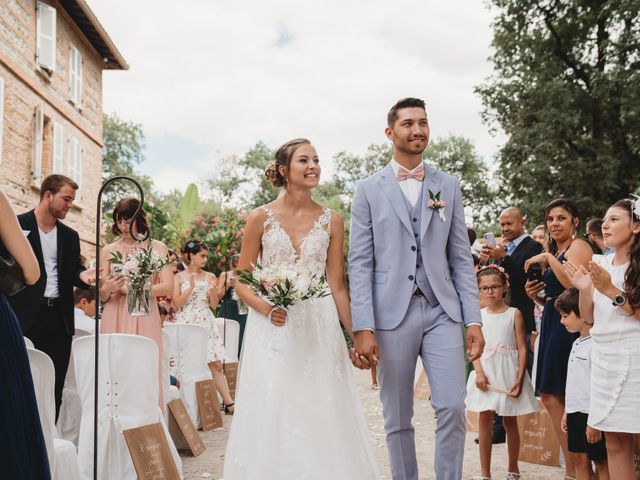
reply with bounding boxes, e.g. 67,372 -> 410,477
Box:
236,262 -> 330,308
184,208 -> 246,274
108,246 -> 170,284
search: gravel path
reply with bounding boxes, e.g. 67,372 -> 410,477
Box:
181,368 -> 564,479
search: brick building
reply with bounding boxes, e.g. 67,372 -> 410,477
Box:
0,0 -> 127,257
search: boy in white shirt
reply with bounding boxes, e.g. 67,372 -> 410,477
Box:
556,289 -> 609,480
73,287 -> 96,334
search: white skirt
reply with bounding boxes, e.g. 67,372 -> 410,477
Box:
465,351 -> 539,416
588,341 -> 640,432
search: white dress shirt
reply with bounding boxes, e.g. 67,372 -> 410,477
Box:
565,335 -> 592,414
390,158 -> 423,208
39,227 -> 59,298
74,307 -> 96,334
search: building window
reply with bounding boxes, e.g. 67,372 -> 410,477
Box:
36,2 -> 57,72
33,103 -> 45,185
68,136 -> 82,197
52,122 -> 64,173
69,44 -> 82,106
0,77 -> 4,164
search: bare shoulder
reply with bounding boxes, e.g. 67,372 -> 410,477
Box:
151,239 -> 168,254
329,209 -> 344,227
567,238 -> 592,255
246,206 -> 268,225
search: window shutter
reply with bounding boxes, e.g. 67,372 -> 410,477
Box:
69,44 -> 82,105
33,103 -> 44,184
0,77 -> 4,164
36,2 -> 56,72
52,121 -> 64,173
67,137 -> 82,196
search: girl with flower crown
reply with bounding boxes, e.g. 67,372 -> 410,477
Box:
564,198 -> 640,479
467,265 -> 539,480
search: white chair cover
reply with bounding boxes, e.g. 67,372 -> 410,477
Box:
218,318 -> 241,363
163,324 -> 212,428
27,347 -> 81,480
57,328 -> 91,446
24,336 -> 34,348
73,334 -> 183,480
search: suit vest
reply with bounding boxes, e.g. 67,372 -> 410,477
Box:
402,188 -> 438,306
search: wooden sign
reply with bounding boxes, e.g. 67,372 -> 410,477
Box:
413,370 -> 431,401
123,423 -> 180,480
465,410 -> 479,433
224,362 -> 238,401
517,408 -> 560,467
195,379 -> 223,430
167,399 -> 206,456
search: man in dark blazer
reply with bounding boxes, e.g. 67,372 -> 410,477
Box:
10,175 -> 94,417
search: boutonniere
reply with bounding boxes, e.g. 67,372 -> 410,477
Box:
427,190 -> 447,222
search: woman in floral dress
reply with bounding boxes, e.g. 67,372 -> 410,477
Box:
173,239 -> 234,413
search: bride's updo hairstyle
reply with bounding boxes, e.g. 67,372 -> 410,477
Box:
265,138 -> 311,188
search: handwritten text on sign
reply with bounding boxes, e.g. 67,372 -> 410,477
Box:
123,423 -> 180,480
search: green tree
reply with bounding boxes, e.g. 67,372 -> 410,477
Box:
426,135 -> 498,227
207,142 -> 278,209
102,114 -> 154,215
477,0 -> 640,225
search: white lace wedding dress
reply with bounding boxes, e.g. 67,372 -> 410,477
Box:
223,206 -> 380,479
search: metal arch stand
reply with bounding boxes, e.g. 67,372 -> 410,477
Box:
93,176 -> 148,480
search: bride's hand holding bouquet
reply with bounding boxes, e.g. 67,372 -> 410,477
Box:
236,261 -> 329,351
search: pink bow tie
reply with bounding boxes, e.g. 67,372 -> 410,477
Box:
396,165 -> 424,182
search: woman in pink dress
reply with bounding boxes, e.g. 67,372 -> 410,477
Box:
98,198 -> 173,404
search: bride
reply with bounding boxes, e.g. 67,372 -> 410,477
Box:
223,138 -> 380,479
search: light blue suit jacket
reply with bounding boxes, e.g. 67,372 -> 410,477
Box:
348,162 -> 481,331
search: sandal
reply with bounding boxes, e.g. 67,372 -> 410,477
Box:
504,474 -> 520,480
224,402 -> 235,415
470,477 -> 491,480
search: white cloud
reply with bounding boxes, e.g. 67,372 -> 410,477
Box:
89,0 -> 503,192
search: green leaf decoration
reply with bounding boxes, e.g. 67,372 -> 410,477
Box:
179,183 -> 201,226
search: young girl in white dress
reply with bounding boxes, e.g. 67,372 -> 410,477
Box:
173,239 -> 235,413
466,265 -> 538,480
564,198 -> 640,479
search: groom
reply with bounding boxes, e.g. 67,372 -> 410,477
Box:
349,97 -> 484,480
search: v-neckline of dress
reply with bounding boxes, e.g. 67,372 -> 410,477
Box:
264,206 -> 328,260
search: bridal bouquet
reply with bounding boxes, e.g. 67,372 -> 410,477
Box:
237,261 -> 330,351
109,247 -> 170,316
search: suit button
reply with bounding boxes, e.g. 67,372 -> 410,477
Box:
408,275 -> 414,281
413,218 -> 417,222
416,264 -> 420,268
411,246 -> 416,251
414,233 -> 418,237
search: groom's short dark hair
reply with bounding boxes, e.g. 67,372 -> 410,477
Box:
387,97 -> 426,127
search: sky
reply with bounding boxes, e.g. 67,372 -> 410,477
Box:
87,0 -> 504,194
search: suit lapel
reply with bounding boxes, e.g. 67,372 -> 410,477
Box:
420,163 -> 441,239
509,236 -> 529,258
377,163 -> 413,235
25,210 -> 44,266
56,220 -> 64,275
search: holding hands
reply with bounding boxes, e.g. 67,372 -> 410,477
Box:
351,330 -> 380,370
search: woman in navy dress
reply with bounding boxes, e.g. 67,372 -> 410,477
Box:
525,198 -> 592,480
0,190 -> 50,479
